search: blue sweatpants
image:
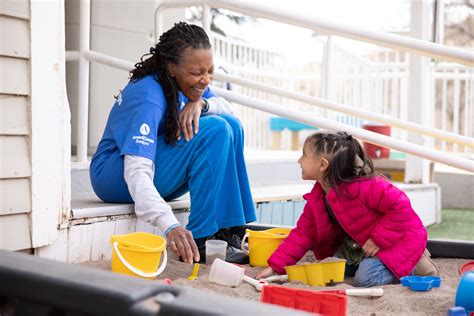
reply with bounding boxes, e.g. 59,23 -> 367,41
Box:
91,114 -> 256,238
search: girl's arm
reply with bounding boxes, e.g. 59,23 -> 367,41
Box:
367,178 -> 422,250
267,202 -> 317,274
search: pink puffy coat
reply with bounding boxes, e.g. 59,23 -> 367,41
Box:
267,176 -> 427,279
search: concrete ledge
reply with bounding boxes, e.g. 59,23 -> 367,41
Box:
71,183 -> 314,220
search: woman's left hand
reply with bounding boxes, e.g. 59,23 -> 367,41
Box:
362,238 -> 380,257
179,100 -> 203,141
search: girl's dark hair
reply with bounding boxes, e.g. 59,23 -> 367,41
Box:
129,22 -> 211,144
306,131 -> 375,189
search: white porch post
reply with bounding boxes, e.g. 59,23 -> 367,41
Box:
405,0 -> 434,184
30,0 -> 71,247
77,0 -> 90,162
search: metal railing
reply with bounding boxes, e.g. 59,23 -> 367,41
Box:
67,49 -> 474,172
68,0 -> 474,173
211,34 -> 473,153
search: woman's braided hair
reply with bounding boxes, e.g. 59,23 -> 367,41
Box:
130,22 -> 211,144
306,131 -> 375,190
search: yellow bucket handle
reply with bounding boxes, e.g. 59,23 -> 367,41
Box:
113,241 -> 167,278
241,232 -> 250,255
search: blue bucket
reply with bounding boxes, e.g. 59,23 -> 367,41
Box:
455,271 -> 474,313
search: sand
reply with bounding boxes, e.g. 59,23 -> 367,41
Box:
81,252 -> 471,315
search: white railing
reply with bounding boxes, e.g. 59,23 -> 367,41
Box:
68,0 -> 474,173
211,34 -> 473,152
213,72 -> 474,147
68,49 -> 474,172
154,2 -> 473,153
214,87 -> 473,172
205,1 -> 474,67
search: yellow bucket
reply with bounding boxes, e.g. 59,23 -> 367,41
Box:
110,232 -> 167,280
285,264 -> 307,284
241,228 -> 291,267
286,258 -> 346,286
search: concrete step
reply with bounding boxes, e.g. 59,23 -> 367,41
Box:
71,150 -> 307,222
70,150 -> 442,228
71,182 -> 314,220
72,150 -> 303,196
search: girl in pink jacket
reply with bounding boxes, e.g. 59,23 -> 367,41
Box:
256,131 -> 438,287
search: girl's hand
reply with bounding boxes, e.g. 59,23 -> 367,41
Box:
362,238 -> 380,257
255,267 -> 276,280
178,100 -> 204,141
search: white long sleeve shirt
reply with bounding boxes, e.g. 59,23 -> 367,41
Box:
124,96 -> 234,235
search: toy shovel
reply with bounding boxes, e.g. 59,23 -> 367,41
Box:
243,275 -> 268,292
259,275 -> 383,297
335,288 -> 384,297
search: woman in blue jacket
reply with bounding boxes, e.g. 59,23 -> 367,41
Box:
90,22 -> 256,264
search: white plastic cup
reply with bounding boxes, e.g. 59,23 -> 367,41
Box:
208,258 -> 245,287
205,240 -> 227,264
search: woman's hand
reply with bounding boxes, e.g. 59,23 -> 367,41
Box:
178,100 -> 204,141
255,267 -> 276,280
362,238 -> 380,257
166,226 -> 200,264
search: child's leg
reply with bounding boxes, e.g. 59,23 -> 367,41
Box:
353,257 -> 398,287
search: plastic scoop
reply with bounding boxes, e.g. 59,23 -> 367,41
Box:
313,288 -> 383,297
243,275 -> 268,292
188,263 -> 200,281
208,259 -> 267,291
340,288 -> 383,297
208,259 -> 245,287
259,275 -> 289,283
259,274 -> 383,297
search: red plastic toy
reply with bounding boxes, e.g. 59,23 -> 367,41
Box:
261,285 -> 347,316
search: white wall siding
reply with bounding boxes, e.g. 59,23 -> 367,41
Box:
0,0 -> 71,251
0,96 -> 29,135
0,57 -> 30,95
0,0 -> 29,18
0,0 -> 32,252
0,214 -> 32,250
0,178 -> 31,215
0,15 -> 30,58
36,216 -> 161,263
0,136 -> 31,178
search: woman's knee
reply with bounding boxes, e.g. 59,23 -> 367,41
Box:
199,115 -> 233,139
218,114 -> 243,136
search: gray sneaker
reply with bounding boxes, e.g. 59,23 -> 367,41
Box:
225,245 -> 249,264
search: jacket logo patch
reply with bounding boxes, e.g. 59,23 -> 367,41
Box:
140,123 -> 150,135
